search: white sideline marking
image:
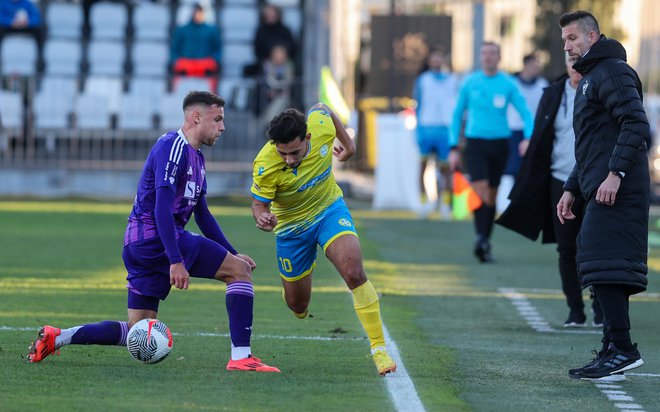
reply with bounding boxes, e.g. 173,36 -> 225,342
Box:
499,288 -> 600,334
627,373 -> 660,377
382,323 -> 426,412
499,289 -> 649,412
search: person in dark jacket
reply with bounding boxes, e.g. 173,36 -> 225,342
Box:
497,55 -> 603,329
253,4 -> 296,64
557,11 -> 650,381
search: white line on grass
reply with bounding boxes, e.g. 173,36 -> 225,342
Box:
498,288 -> 599,334
382,323 -> 426,412
499,289 -> 650,412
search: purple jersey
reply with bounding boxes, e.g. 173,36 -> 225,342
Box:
124,130 -> 207,245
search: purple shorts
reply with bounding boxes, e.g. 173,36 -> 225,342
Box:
123,230 -> 229,302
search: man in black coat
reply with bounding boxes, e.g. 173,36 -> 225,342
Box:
557,11 -> 650,381
497,56 -> 603,328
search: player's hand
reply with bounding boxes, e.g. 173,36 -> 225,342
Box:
170,262 -> 190,290
255,212 -> 277,232
556,191 -> 576,224
596,172 -> 621,207
518,139 -> 530,157
448,149 -> 460,172
236,253 -> 257,270
333,144 -> 353,162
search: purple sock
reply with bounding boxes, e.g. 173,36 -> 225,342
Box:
225,282 -> 254,348
70,321 -> 129,346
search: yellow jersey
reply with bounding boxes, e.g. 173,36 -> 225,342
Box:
251,108 -> 344,236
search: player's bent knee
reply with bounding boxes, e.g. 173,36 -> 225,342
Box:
343,268 -> 367,289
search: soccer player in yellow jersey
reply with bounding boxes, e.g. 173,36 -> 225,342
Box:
250,104 -> 397,376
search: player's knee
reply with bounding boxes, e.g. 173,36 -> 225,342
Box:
344,267 -> 367,289
232,259 -> 253,283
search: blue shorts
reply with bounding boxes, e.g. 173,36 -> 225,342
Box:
276,198 -> 357,282
123,230 -> 229,302
416,126 -> 450,160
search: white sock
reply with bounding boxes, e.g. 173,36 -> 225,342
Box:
54,326 -> 82,348
231,344 -> 251,360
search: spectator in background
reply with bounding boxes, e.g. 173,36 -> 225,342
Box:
170,3 -> 222,92
257,44 -> 294,124
412,47 -> 458,219
497,54 -> 603,329
253,4 -> 296,65
0,0 -> 44,73
498,53 -> 549,213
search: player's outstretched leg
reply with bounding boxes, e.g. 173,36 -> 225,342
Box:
224,281 -> 280,372
352,280 -> 396,376
28,321 -> 129,363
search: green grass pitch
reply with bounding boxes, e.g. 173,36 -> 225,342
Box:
0,199 -> 659,411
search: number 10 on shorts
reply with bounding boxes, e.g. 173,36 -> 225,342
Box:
279,257 -> 293,273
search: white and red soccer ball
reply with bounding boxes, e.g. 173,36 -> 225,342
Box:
127,318 -> 173,364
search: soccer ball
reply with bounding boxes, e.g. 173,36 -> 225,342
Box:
127,318 -> 173,364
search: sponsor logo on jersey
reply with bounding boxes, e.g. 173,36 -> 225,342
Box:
320,144 -> 328,157
184,181 -> 197,199
297,166 -> 331,192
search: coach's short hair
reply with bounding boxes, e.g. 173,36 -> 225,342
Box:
267,108 -> 308,144
182,91 -> 225,111
559,11 -> 600,35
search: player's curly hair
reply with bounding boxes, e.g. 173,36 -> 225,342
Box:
267,108 -> 308,144
182,91 -> 225,110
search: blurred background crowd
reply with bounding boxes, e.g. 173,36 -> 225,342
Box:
0,0 -> 658,200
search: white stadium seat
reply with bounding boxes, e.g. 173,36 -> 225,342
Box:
132,42 -> 169,77
220,7 -> 259,42
44,39 -> 81,76
88,40 -> 125,76
47,2 -> 83,39
134,2 -> 170,42
90,2 -> 127,40
1,35 -> 37,76
222,43 -> 253,78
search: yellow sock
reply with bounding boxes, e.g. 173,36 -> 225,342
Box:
352,280 -> 385,350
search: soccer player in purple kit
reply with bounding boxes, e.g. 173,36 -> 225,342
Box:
27,91 -> 280,373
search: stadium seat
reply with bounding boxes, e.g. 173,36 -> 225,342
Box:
132,42 -> 169,77
282,7 -> 302,36
90,2 -> 128,40
74,93 -> 111,130
130,77 -> 167,102
0,90 -> 23,130
159,94 -> 185,131
46,2 -> 83,39
84,76 -> 123,113
118,93 -> 155,131
220,7 -> 259,42
34,89 -> 72,130
221,44 -> 253,78
173,77 -> 214,96
88,40 -> 125,76
1,35 -> 37,76
134,2 -> 170,42
269,0 -> 301,7
44,39 -> 81,76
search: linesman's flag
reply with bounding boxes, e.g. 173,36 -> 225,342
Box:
319,66 -> 351,124
452,171 -> 482,220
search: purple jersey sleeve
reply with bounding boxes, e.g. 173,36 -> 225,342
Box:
155,187 -> 183,264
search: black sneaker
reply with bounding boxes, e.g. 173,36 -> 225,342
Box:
474,239 -> 495,263
569,349 -> 601,378
564,311 -> 587,328
580,343 -> 643,379
569,349 -> 626,381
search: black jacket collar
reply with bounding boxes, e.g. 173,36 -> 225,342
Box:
572,34 -> 627,75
